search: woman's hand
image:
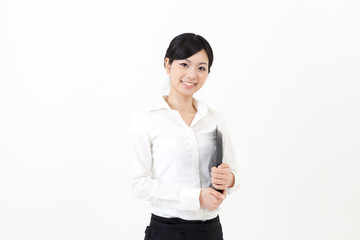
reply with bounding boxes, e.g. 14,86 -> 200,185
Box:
199,188 -> 226,211
211,163 -> 235,190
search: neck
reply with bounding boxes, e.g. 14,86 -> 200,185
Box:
165,89 -> 196,113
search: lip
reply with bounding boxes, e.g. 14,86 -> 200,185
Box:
181,80 -> 197,88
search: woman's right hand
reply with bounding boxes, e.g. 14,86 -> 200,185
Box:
199,188 -> 226,211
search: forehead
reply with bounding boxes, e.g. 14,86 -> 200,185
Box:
181,49 -> 209,64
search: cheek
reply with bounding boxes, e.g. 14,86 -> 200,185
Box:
198,73 -> 208,82
170,69 -> 185,78
197,79 -> 207,88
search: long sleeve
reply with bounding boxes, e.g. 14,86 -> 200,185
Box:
218,113 -> 241,195
130,112 -> 201,211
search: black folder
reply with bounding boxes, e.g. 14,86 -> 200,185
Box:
214,125 -> 223,193
215,125 -> 223,168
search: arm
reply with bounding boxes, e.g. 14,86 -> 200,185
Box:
130,112 -> 201,211
211,114 -> 241,194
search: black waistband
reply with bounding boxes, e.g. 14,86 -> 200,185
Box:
150,214 -> 221,232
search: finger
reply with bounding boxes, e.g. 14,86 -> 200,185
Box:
212,177 -> 224,184
213,185 -> 225,191
212,181 -> 226,190
211,167 -> 225,174
209,188 -> 226,199
218,163 -> 230,169
211,172 -> 224,179
213,165 -> 230,173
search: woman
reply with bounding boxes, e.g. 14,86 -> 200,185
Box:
131,33 -> 240,240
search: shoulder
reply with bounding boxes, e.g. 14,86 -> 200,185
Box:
204,104 -> 230,133
131,105 -> 165,133
131,95 -> 165,119
130,108 -> 154,133
206,105 -> 226,123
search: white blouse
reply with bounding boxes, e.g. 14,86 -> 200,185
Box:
131,95 -> 240,221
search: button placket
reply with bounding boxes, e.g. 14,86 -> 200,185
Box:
183,127 -> 197,188
172,109 -> 203,219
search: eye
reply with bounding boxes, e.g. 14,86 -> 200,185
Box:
180,63 -> 188,67
199,66 -> 207,71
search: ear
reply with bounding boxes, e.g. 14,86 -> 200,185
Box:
164,58 -> 171,74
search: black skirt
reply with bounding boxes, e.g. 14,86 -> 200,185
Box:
144,214 -> 224,240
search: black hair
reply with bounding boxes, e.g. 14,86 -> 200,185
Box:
164,33 -> 214,73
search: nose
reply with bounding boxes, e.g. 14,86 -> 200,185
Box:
186,67 -> 196,79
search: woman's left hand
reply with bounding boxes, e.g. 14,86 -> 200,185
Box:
211,163 -> 235,190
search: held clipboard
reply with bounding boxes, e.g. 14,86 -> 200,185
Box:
213,125 -> 224,193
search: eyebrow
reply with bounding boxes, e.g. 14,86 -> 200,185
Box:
184,59 -> 208,65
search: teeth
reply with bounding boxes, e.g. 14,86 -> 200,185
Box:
183,81 -> 195,86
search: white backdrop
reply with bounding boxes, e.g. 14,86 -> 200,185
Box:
1,0 -> 359,239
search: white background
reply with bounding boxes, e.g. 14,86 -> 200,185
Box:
1,0 -> 359,239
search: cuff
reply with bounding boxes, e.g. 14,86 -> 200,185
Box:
180,188 -> 201,210
226,171 -> 241,195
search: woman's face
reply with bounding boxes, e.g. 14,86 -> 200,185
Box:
165,49 -> 209,97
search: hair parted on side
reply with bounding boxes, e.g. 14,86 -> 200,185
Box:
164,33 -> 214,73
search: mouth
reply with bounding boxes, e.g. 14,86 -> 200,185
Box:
181,80 -> 197,87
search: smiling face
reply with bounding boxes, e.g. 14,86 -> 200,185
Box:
165,49 -> 209,97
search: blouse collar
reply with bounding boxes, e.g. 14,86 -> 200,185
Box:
148,95 -> 209,117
